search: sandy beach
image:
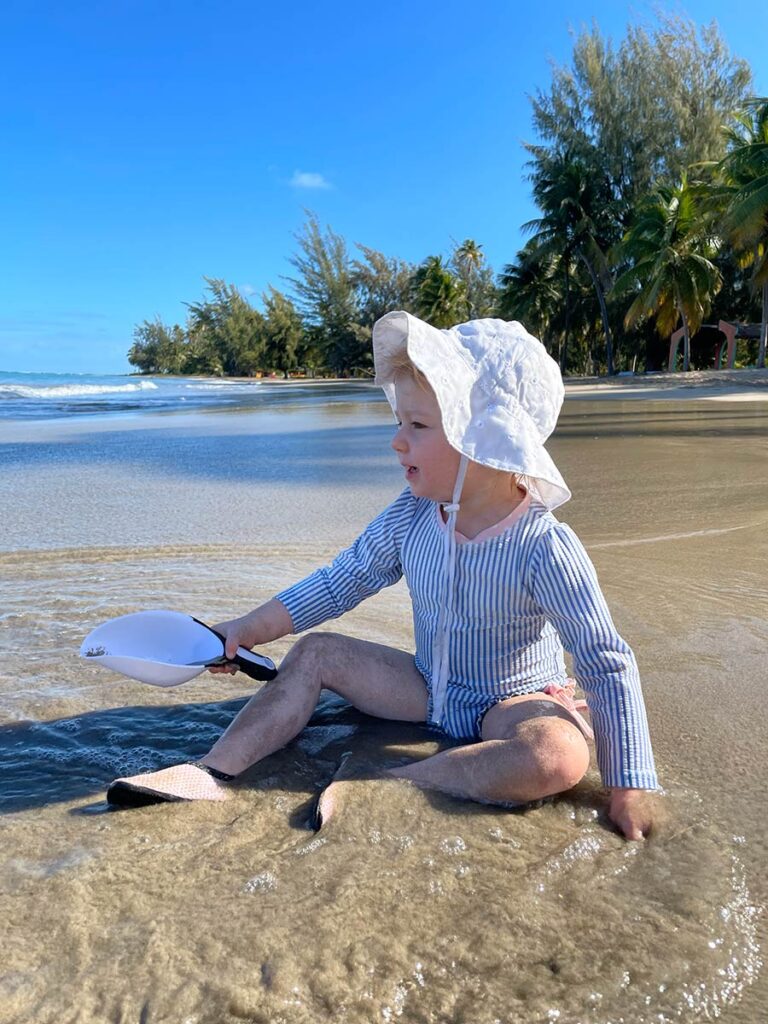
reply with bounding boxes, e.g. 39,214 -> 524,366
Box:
565,366 -> 768,402
1,372 -> 766,1023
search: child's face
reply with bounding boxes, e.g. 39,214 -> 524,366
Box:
392,373 -> 461,501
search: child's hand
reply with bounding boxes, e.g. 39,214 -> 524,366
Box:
608,787 -> 658,840
208,599 -> 293,675
208,615 -> 257,674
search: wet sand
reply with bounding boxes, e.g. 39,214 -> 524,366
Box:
1,378 -> 766,1023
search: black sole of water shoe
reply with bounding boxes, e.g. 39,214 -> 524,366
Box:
106,781 -> 183,808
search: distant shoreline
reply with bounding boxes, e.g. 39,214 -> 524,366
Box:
145,367 -> 768,401
563,366 -> 768,402
125,372 -> 377,386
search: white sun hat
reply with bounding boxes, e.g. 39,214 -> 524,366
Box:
372,311 -> 570,510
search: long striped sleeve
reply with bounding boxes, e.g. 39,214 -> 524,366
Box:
530,522 -> 658,790
276,489 -> 415,634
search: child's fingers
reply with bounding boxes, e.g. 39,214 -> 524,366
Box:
622,821 -> 645,841
208,663 -> 238,676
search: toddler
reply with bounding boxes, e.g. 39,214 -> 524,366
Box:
108,311 -> 659,840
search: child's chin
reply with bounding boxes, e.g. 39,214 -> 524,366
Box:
408,481 -> 439,501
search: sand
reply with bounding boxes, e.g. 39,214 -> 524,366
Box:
564,366 -> 768,402
1,373 -> 766,1023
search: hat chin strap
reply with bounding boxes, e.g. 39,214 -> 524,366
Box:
430,455 -> 469,726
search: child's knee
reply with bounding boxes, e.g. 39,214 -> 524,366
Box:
283,632 -> 349,681
518,718 -> 590,796
536,721 -> 589,794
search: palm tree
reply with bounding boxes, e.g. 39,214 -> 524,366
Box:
614,176 -> 722,371
716,99 -> 768,367
525,150 -> 617,374
497,239 -> 563,352
452,239 -> 496,318
411,256 -> 467,328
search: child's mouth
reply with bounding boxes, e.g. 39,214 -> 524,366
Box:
406,465 -> 418,478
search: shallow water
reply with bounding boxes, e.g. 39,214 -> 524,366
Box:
1,394 -> 766,1023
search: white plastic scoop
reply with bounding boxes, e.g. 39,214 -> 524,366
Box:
80,609 -> 277,687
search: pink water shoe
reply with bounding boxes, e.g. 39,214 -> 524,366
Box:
106,762 -> 235,807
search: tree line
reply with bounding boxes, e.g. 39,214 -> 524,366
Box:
129,15 -> 768,378
127,231 -> 496,379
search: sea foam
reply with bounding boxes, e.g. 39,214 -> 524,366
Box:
0,380 -> 159,399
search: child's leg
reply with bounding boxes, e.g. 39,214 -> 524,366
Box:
108,633 -> 428,803
200,632 -> 429,776
387,694 -> 590,805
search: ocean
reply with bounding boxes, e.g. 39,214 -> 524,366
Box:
0,370 -> 381,421
1,378 -> 766,1023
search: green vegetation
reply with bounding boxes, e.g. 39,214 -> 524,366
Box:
129,16 -> 766,378
714,100 -> 768,366
615,177 -> 722,372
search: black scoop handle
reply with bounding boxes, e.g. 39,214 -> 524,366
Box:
232,646 -> 278,681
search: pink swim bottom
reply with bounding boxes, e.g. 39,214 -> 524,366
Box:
539,680 -> 594,740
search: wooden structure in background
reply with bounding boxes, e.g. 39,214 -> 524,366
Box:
668,321 -> 762,371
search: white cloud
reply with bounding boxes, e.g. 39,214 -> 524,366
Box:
289,171 -> 332,190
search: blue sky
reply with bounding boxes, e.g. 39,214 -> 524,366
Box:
1,0 -> 766,374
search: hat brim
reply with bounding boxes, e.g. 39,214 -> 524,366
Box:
374,310 -> 474,400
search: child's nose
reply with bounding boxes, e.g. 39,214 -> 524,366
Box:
391,428 -> 406,452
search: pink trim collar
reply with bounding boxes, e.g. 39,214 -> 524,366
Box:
436,490 -> 531,544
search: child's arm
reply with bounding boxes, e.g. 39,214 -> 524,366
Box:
274,489 -> 414,635
212,598 -> 295,669
530,522 -> 659,837
212,489 -> 416,672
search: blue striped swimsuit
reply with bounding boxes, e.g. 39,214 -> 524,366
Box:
276,488 -> 658,790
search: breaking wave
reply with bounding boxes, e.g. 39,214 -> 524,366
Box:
0,380 -> 159,399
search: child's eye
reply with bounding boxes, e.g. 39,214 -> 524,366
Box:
412,421 -> 426,429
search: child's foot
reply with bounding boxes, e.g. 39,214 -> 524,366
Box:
310,752 -> 414,831
106,762 -> 235,807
